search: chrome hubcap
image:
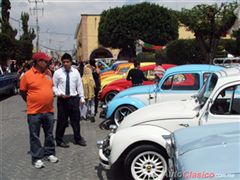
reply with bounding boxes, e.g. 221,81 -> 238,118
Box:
131,151 -> 167,180
114,106 -> 134,126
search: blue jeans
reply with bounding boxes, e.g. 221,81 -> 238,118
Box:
27,112 -> 55,163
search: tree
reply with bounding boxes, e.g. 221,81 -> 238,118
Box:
19,12 -> 36,42
224,29 -> 240,56
165,39 -> 204,65
0,33 -> 15,64
14,12 -> 36,62
0,0 -> 17,39
99,2 -> 179,58
14,40 -> 33,62
178,2 -> 238,64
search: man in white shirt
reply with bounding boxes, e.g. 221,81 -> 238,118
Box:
53,53 -> 86,147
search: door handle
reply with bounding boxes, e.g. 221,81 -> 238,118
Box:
149,95 -> 154,99
179,123 -> 189,127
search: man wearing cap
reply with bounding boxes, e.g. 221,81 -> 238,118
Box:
20,52 -> 58,169
53,53 -> 86,148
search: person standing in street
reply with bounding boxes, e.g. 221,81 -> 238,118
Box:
126,60 -> 148,86
81,64 -> 96,122
20,52 -> 58,169
53,53 -> 86,148
154,60 -> 165,83
89,58 -> 101,116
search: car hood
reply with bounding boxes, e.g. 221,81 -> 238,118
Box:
174,122 -> 240,156
118,98 -> 199,130
178,133 -> 240,178
113,84 -> 156,99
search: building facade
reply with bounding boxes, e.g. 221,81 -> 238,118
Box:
74,14 -> 119,61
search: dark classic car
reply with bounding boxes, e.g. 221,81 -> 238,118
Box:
0,65 -> 18,96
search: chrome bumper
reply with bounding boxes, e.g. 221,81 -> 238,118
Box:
99,104 -> 107,119
98,148 -> 110,169
96,137 -> 111,170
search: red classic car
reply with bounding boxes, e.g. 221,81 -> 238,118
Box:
100,64 -> 175,104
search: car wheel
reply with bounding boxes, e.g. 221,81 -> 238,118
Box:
113,105 -> 136,126
104,91 -> 118,104
124,145 -> 168,180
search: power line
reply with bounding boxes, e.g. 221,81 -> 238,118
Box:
28,0 -> 44,52
39,43 -> 73,52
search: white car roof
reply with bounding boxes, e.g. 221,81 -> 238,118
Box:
215,67 -> 240,80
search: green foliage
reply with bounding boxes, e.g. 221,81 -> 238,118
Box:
155,49 -> 169,63
99,2 -> 179,58
0,33 -> 15,64
178,2 -> 238,64
136,52 -> 156,62
222,29 -> 240,56
165,39 -> 204,65
20,12 -> 36,42
0,1 -> 34,63
0,0 -> 17,39
14,40 -> 34,62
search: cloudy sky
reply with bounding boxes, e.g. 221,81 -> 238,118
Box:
9,0 -> 235,53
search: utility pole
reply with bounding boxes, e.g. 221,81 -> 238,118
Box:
28,0 -> 44,52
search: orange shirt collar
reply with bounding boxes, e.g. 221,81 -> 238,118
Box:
32,66 -> 47,74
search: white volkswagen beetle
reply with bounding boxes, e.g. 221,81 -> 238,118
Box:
97,67 -> 240,180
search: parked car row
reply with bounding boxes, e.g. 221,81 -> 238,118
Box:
97,62 -> 240,180
101,64 -> 223,126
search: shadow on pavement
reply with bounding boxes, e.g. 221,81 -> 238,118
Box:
63,134 -> 75,144
0,94 -> 12,101
95,163 -> 126,180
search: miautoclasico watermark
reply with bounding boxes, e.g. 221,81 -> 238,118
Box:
167,171 -> 235,179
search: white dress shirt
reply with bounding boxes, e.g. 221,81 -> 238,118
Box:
53,67 -> 85,99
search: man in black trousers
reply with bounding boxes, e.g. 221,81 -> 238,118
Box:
53,53 -> 86,148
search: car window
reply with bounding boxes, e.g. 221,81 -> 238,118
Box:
203,73 -> 211,82
210,85 -> 240,115
161,73 -> 200,90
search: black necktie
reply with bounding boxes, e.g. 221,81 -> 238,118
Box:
65,71 -> 70,96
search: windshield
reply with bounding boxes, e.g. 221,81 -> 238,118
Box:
198,73 -> 218,105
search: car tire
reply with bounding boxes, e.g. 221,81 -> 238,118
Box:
124,144 -> 168,180
113,105 -> 137,126
104,90 -> 118,104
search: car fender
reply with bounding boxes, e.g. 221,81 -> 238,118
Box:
110,125 -> 171,165
106,97 -> 146,119
100,85 -> 125,101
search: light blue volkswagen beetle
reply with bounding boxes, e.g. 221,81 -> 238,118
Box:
102,64 -> 224,126
167,122 -> 240,180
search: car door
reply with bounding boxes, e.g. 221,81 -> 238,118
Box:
156,73 -> 200,103
202,83 -> 240,125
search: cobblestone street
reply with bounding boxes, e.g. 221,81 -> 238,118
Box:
0,95 -> 123,180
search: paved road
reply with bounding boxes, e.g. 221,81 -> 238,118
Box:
0,95 -> 124,180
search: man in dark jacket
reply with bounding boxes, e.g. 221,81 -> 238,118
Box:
126,61 -> 148,86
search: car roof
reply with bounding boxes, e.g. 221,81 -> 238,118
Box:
165,64 -> 223,75
215,67 -> 240,79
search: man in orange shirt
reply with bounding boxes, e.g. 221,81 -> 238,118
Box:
20,52 -> 58,169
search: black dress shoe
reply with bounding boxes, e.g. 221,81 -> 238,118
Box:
56,142 -> 70,148
90,117 -> 95,123
75,139 -> 87,146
